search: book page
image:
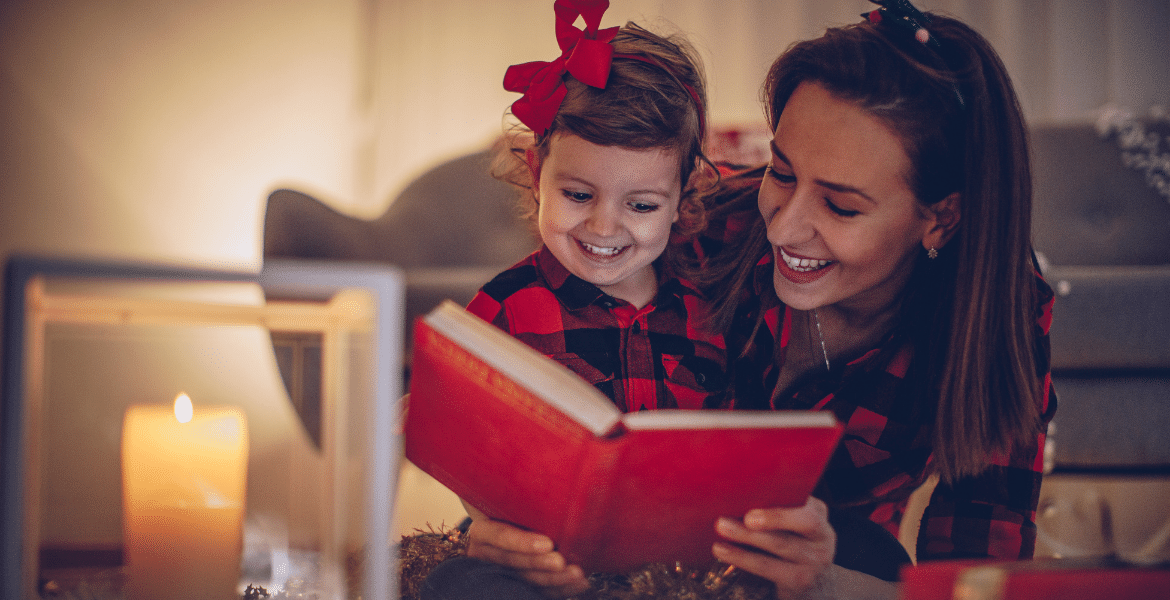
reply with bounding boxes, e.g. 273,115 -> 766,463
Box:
622,409 -> 837,430
424,301 -> 621,436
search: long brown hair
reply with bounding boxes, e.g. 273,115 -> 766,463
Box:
492,23 -> 714,237
704,15 -> 1042,483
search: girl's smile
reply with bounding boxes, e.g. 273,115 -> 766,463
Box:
536,133 -> 682,308
578,240 -> 628,258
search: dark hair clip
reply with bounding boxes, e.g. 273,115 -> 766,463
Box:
862,0 -> 966,109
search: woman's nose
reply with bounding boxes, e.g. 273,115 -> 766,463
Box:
764,188 -> 817,246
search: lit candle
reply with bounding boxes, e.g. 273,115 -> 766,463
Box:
122,393 -> 249,600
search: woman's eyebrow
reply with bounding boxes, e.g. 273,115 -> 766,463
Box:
770,139 -> 877,205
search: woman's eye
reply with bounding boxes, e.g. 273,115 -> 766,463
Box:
562,190 -> 592,203
825,199 -> 860,217
764,164 -> 796,186
629,201 -> 659,213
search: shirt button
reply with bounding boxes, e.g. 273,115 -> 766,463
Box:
696,372 -> 706,385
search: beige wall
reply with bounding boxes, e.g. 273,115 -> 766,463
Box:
0,0 -> 363,271
2,0 -> 1167,271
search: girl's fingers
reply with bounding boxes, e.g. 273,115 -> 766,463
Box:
521,564 -> 590,594
464,516 -> 590,597
467,542 -> 566,572
469,518 -> 554,554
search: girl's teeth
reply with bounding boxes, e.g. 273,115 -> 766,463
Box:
583,242 -> 622,256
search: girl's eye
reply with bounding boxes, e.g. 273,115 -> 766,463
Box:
825,198 -> 861,217
562,190 -> 592,203
629,201 -> 659,213
764,164 -> 796,186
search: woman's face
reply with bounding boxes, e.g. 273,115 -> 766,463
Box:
759,81 -> 938,315
537,133 -> 681,307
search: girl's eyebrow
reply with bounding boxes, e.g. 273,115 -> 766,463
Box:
770,139 -> 877,205
555,172 -> 674,198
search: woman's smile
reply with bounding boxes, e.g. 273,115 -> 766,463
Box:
775,247 -> 836,284
760,82 -> 936,313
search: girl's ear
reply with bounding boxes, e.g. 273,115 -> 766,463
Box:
922,192 -> 961,251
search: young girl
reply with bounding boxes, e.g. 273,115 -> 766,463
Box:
423,2 -> 723,598
465,0 -> 722,415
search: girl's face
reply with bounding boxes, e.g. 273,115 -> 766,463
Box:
759,81 -> 945,316
537,133 -> 681,308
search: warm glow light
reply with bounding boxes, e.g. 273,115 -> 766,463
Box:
173,393 -> 193,423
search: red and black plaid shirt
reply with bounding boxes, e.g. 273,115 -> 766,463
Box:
696,168 -> 1056,561
466,246 -> 729,413
744,253 -> 1056,561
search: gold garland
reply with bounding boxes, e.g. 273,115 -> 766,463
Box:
242,524 -> 776,600
393,525 -> 776,600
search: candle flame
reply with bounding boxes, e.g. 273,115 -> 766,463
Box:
174,393 -> 193,423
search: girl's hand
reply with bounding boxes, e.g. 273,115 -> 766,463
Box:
712,497 -> 837,599
465,515 -> 591,598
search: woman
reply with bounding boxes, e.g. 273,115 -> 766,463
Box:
692,4 -> 1056,598
460,4 -> 1055,599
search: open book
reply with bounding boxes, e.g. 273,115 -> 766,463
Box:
404,300 -> 843,573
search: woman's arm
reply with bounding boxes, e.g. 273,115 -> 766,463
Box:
712,497 -> 898,600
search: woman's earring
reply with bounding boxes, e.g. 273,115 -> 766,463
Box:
927,246 -> 939,260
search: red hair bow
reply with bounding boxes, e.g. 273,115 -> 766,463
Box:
503,0 -> 619,136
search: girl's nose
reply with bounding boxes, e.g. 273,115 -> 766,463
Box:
586,199 -> 621,236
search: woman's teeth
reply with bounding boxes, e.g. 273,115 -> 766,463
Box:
582,242 -> 624,256
780,248 -> 831,272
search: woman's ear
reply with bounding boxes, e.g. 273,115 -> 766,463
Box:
922,192 -> 961,251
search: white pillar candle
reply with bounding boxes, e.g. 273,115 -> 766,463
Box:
122,393 -> 248,600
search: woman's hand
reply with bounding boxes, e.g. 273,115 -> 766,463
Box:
712,497 -> 898,600
712,497 -> 837,599
464,511 -> 590,598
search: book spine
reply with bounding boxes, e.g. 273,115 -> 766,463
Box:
556,428 -> 627,570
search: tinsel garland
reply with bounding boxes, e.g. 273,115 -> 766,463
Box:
241,524 -> 776,600
393,525 -> 776,600
1096,105 -> 1170,203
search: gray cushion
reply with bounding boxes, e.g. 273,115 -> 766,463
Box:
1031,124 -> 1170,266
1046,265 -> 1170,371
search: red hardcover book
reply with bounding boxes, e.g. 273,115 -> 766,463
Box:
404,300 -> 844,573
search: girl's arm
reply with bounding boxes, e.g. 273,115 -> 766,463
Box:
461,501 -> 591,598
